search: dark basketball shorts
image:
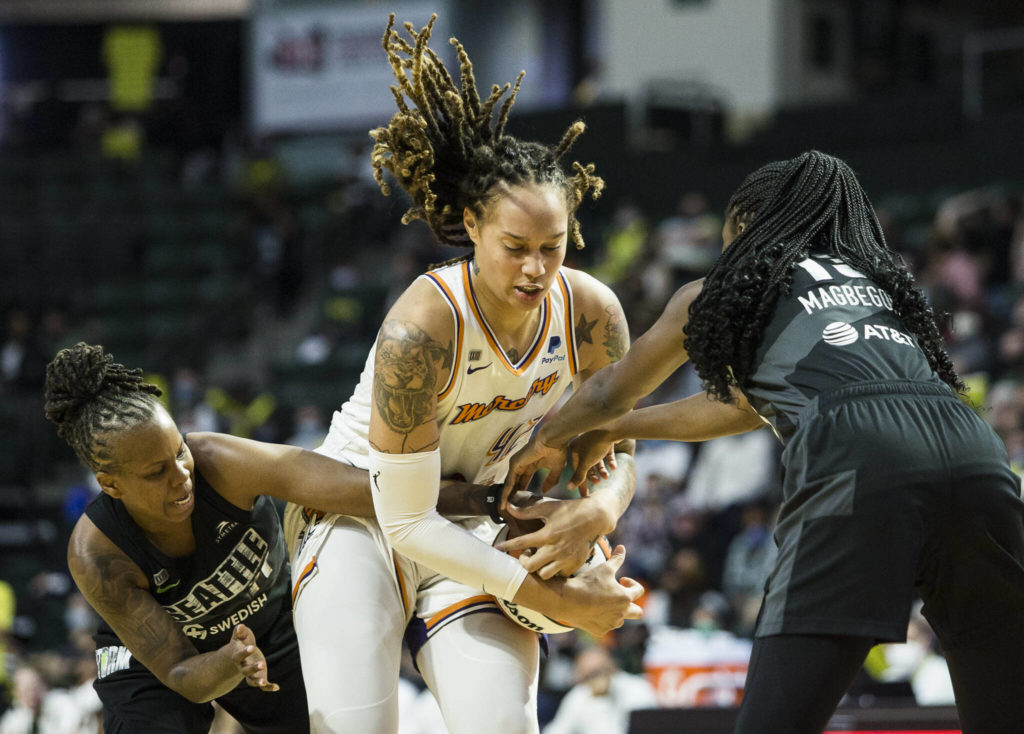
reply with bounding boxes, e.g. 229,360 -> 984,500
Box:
757,380 -> 1024,649
95,642 -> 308,734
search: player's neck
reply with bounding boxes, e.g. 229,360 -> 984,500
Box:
471,276 -> 543,358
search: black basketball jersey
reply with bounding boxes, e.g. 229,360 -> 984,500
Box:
742,253 -> 945,442
85,465 -> 294,664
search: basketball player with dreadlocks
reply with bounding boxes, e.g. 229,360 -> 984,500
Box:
284,14 -> 642,734
45,342 -> 364,733
46,341 -> 541,732
507,151 -> 1024,733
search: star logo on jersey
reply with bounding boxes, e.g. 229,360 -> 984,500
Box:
467,363 -> 492,375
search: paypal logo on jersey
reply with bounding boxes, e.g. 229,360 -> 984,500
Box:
542,335 -> 566,364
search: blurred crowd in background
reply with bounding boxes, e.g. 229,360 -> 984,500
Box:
1,123 -> 1022,731
0,3 -> 1023,729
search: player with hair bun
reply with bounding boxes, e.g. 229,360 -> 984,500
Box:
46,342 -> 500,733
286,14 -> 643,734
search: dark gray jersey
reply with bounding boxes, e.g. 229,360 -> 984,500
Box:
743,254 -> 945,442
86,465 -> 294,665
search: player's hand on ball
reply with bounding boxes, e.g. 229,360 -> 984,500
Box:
499,490 -> 546,542
503,433 -> 570,507
567,430 -> 616,494
229,624 -> 279,692
563,545 -> 644,638
498,496 -> 611,579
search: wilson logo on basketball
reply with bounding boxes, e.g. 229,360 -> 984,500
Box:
450,372 -> 559,425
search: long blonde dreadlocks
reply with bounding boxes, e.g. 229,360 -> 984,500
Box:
369,14 -> 604,250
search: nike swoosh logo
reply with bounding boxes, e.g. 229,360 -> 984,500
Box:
155,580 -> 180,593
467,363 -> 492,374
372,471 -> 381,492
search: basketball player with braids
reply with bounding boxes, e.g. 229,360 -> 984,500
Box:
286,14 -> 642,734
46,343 -> 503,732
507,151 -> 1024,733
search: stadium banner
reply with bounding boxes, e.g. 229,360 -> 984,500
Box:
249,0 -> 450,133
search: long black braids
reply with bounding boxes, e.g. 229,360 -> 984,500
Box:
684,151 -> 964,402
369,14 -> 603,257
44,342 -> 163,473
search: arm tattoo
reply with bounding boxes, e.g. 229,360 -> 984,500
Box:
73,550 -> 194,666
602,305 -> 629,362
374,319 -> 451,450
575,312 -> 597,352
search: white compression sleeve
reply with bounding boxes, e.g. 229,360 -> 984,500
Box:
368,448 -> 527,601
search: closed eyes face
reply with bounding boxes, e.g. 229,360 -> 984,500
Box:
97,405 -> 195,527
464,182 -> 569,312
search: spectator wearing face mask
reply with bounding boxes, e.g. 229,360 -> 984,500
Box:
543,646 -> 657,734
0,663 -> 83,734
871,610 -> 956,706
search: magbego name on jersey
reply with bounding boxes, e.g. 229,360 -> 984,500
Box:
798,284 -> 894,315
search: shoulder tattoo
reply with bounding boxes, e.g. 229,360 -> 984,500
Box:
374,319 -> 452,449
602,305 -> 629,362
575,312 -> 598,352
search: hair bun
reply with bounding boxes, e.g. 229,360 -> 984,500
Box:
43,342 -> 113,427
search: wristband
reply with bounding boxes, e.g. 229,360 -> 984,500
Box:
484,484 -> 504,524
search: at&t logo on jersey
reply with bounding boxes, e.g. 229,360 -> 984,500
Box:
822,321 -> 917,347
822,322 -> 858,345
450,371 -> 560,425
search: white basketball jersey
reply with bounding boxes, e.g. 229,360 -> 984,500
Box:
426,260 -> 579,486
322,259 -> 578,487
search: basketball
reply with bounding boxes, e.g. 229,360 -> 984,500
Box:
491,524 -> 613,634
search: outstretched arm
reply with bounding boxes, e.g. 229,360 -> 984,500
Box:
505,278 -> 703,496
188,432 -> 375,515
565,388 -> 765,489
186,432 -> 501,519
541,279 -> 702,445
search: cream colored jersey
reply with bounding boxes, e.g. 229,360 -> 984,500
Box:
290,259 -> 579,616
321,258 -> 579,485
426,259 -> 579,486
